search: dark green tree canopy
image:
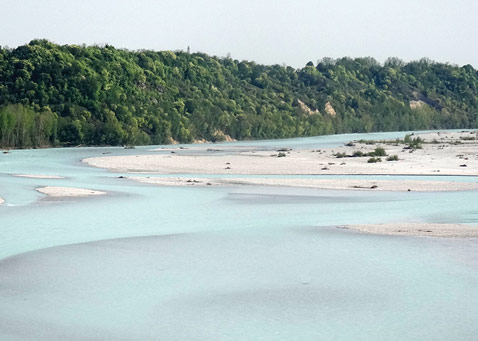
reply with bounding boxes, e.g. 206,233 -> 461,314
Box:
0,40 -> 477,148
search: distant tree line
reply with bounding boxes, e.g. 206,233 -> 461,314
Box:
0,40 -> 477,148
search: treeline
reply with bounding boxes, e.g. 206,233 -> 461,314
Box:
0,39 -> 477,148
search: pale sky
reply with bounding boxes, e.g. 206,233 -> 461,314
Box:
1,0 -> 477,67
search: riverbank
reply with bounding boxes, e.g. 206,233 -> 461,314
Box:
341,223 -> 478,238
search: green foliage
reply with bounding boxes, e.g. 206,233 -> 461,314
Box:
369,147 -> 387,157
0,104 -> 57,147
334,152 -> 348,158
367,157 -> 382,163
352,151 -> 365,157
1,40 -> 478,148
403,135 -> 423,149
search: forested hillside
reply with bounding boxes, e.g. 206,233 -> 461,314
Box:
1,40 -> 477,148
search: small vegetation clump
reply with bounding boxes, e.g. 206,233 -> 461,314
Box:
352,151 -> 365,157
403,135 -> 423,149
357,139 -> 383,145
339,148 -> 388,158
386,155 -> 399,161
367,157 -> 382,163
369,147 -> 387,157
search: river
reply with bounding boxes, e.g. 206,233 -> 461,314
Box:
1,130 -> 477,340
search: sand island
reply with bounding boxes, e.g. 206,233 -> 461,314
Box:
36,186 -> 106,198
14,174 -> 65,179
84,131 -> 478,192
341,223 -> 478,238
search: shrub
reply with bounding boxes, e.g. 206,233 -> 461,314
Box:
367,157 -> 382,163
335,152 -> 348,158
404,136 -> 423,149
352,151 -> 365,157
367,147 -> 387,157
386,155 -> 399,161
372,147 -> 387,156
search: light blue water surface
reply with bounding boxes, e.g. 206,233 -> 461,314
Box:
1,130 -> 478,340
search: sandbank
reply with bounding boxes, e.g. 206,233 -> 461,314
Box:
15,174 -> 64,179
84,130 -> 478,177
341,223 -> 478,238
130,176 -> 478,192
36,186 -> 106,198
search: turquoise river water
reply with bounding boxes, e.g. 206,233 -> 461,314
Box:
0,130 -> 477,340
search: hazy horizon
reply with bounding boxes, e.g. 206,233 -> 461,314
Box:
1,0 -> 477,68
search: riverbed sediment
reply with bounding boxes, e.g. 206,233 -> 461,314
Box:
83,130 -> 478,192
